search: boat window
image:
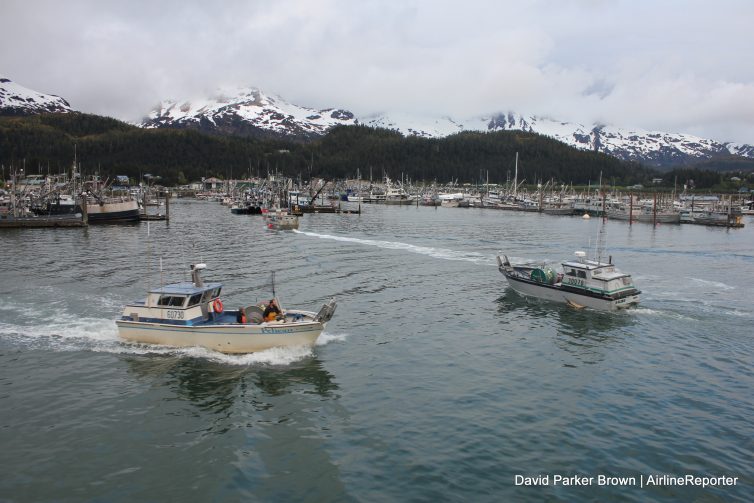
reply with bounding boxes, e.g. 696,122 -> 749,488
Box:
577,271 -> 587,278
158,295 -> 186,307
213,287 -> 222,298
169,296 -> 186,307
187,293 -> 202,307
566,269 -> 576,276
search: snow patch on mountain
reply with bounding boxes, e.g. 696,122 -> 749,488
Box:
141,86 -> 754,167
143,86 -> 357,138
369,111 -> 750,166
0,76 -> 71,116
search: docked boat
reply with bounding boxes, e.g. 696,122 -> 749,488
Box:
30,193 -> 140,223
116,264 -> 336,353
607,205 -> 680,224
86,195 -> 141,223
230,200 -> 251,214
383,180 -> 413,205
496,251 -> 640,310
680,208 -> 744,228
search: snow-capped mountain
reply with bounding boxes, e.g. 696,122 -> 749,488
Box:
2,75 -> 749,168
142,87 -> 753,167
142,87 -> 357,139
353,112 -> 751,167
0,76 -> 71,116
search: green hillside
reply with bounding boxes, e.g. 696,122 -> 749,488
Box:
1,112 -> 655,186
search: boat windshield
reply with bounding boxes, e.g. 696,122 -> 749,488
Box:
187,293 -> 203,307
200,287 -> 222,303
158,295 -> 186,307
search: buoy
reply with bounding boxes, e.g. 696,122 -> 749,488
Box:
582,213 -> 591,219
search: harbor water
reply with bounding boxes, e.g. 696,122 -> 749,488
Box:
1,201 -> 752,502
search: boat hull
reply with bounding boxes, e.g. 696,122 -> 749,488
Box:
87,199 -> 141,223
503,273 -> 639,311
116,319 -> 325,353
607,209 -> 680,224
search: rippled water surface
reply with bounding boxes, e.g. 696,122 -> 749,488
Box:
1,201 -> 753,502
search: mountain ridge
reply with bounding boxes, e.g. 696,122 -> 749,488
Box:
2,76 -> 752,169
143,86 -> 753,168
0,76 -> 72,116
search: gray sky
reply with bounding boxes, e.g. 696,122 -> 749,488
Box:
2,0 -> 754,144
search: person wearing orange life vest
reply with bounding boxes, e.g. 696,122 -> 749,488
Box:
236,307 -> 247,324
263,299 -> 281,322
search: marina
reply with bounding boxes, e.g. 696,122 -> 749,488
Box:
3,2 -> 753,500
1,201 -> 752,501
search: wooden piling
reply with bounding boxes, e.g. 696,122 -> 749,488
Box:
81,196 -> 88,225
629,193 -> 633,225
653,192 -> 657,226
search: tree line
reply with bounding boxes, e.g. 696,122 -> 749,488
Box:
0,112 -> 740,189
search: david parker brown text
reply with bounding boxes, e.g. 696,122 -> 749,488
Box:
515,474 -> 739,488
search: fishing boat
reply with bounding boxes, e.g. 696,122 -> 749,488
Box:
116,264 -> 337,353
496,251 -> 640,310
606,204 -> 680,224
265,209 -> 299,230
86,195 -> 141,223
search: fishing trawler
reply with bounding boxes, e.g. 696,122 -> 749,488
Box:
496,251 -> 640,310
265,209 -> 299,230
116,264 -> 336,353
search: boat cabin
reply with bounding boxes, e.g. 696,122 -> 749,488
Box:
146,282 -> 222,309
560,252 -> 635,296
120,264 -> 225,325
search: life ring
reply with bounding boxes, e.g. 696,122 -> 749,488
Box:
213,298 -> 224,313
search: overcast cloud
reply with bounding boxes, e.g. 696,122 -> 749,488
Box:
2,0 -> 753,143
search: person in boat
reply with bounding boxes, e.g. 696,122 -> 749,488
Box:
236,307 -> 247,324
263,299 -> 281,322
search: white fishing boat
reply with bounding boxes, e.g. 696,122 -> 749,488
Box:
383,179 -> 412,205
607,204 -> 680,224
116,264 -> 336,353
496,251 -> 640,310
265,209 -> 299,230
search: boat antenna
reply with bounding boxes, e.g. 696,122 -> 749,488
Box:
596,215 -> 607,264
146,221 -> 151,304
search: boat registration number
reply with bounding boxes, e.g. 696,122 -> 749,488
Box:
166,310 -> 185,320
262,327 -> 295,334
565,278 -> 586,287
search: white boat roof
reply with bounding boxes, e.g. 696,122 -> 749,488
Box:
561,260 -> 607,270
149,281 -> 222,295
561,260 -> 630,279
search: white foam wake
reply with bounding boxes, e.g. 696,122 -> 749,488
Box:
0,315 -> 346,366
687,277 -> 735,291
293,230 -> 494,265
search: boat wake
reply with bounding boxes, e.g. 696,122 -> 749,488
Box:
687,277 -> 736,291
293,230 -> 494,265
0,310 -> 348,366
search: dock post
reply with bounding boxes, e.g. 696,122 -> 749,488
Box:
165,190 -> 170,221
81,195 -> 88,225
629,193 -> 633,225
653,192 -> 657,226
